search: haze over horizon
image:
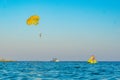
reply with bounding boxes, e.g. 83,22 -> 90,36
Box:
0,0 -> 120,61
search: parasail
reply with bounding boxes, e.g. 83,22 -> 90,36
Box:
26,15 -> 42,38
26,15 -> 40,25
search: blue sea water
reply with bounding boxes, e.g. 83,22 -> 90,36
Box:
0,61 -> 120,80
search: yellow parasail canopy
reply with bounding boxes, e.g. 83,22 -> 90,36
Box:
88,55 -> 97,64
26,15 -> 40,26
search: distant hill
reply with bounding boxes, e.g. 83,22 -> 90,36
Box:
0,57 -> 13,62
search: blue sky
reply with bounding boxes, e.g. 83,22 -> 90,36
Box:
0,0 -> 120,61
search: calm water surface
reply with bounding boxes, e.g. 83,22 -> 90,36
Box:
0,61 -> 120,80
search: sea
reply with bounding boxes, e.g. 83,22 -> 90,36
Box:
0,61 -> 120,80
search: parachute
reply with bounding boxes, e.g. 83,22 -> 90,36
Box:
26,15 -> 40,25
26,15 -> 42,38
88,55 -> 97,64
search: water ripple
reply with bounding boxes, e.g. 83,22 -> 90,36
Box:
0,61 -> 120,79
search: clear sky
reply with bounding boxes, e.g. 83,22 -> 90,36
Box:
0,0 -> 120,61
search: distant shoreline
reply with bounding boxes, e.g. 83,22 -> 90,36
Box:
3,61 -> 120,62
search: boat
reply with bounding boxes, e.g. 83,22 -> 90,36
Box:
87,55 -> 97,64
51,58 -> 59,62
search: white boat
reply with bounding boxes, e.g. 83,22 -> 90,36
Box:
51,58 -> 59,62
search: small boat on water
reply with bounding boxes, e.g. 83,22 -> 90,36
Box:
51,58 -> 59,62
87,55 -> 97,64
